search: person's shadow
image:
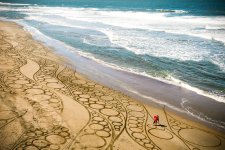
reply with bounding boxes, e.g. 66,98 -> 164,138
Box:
155,124 -> 167,127
147,123 -> 167,128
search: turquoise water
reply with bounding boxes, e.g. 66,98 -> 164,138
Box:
1,0 -> 225,16
0,0 -> 225,102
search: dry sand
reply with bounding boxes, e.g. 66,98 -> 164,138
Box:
0,21 -> 225,150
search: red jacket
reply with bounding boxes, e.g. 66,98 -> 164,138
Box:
154,115 -> 159,121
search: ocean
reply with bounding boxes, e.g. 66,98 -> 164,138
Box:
0,0 -> 225,130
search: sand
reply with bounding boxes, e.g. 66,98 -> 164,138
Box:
0,20 -> 225,150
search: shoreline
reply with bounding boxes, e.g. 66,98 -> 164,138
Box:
17,19 -> 225,132
0,20 -> 225,149
20,19 -> 225,105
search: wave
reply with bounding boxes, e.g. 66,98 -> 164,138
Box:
25,15 -> 87,29
100,28 -> 225,72
64,43 -> 225,104
155,9 -> 188,14
19,6 -> 225,44
169,76 -> 225,103
205,25 -> 225,30
22,12 -> 225,71
181,98 -> 225,130
0,2 -> 32,6
10,5 -> 223,72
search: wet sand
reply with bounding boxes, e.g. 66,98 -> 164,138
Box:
0,20 -> 225,150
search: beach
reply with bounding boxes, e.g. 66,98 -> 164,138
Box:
0,20 -> 225,150
1,0 -> 225,134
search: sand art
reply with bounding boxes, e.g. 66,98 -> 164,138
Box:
0,21 -> 225,150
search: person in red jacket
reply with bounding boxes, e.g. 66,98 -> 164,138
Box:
153,115 -> 159,125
